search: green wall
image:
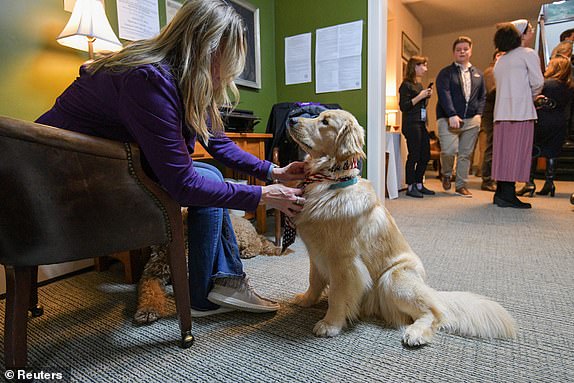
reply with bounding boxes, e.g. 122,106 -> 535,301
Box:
274,0 -> 368,128
233,0 -> 278,133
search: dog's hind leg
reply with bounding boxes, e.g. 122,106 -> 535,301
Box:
294,259 -> 327,307
134,277 -> 168,324
134,245 -> 171,324
313,256 -> 372,337
382,269 -> 443,346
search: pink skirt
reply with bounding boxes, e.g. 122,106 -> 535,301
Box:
491,121 -> 534,182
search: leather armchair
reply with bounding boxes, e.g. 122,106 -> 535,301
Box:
0,116 -> 193,369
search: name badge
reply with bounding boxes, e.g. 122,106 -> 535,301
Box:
421,107 -> 427,122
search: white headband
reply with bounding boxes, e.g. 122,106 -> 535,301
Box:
511,19 -> 529,35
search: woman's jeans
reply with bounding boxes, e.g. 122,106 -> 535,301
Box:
187,162 -> 245,310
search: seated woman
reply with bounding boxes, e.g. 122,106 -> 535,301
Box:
36,0 -> 306,316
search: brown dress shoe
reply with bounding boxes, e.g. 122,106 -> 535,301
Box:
481,181 -> 496,192
442,176 -> 452,191
455,187 -> 472,198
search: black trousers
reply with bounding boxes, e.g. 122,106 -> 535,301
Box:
402,122 -> 430,185
480,118 -> 494,182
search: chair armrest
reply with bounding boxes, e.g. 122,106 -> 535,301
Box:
0,115 -> 126,160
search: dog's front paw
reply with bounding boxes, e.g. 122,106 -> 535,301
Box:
402,325 -> 434,347
134,308 -> 161,325
313,319 -> 343,337
293,293 -> 319,307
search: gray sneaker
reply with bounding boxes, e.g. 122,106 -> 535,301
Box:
190,306 -> 235,318
207,278 -> 280,313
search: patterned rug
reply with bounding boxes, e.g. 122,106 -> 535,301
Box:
1,176 -> 573,382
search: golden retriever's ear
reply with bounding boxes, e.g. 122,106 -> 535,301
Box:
335,119 -> 366,161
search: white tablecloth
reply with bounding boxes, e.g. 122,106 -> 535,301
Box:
386,131 -> 403,199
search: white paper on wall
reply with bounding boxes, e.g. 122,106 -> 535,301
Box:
285,33 -> 312,85
117,0 -> 160,41
315,20 -> 363,94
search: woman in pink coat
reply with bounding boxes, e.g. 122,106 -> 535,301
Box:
491,21 -> 544,208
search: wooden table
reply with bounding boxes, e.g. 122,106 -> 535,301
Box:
192,132 -> 273,234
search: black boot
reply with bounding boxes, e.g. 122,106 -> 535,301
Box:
516,157 -> 537,197
536,158 -> 556,197
493,181 -> 503,204
494,182 -> 531,208
494,181 -> 510,206
509,182 -> 532,208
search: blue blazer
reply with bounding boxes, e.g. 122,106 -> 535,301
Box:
436,63 -> 486,120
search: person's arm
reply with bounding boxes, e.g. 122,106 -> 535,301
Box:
525,50 -> 544,98
437,67 -> 462,128
436,68 -> 457,118
399,82 -> 430,113
205,133 -> 306,184
483,66 -> 496,93
118,67 -> 262,211
477,71 -> 487,115
205,133 -> 271,181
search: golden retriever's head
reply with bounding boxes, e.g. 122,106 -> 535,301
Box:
288,109 -> 366,163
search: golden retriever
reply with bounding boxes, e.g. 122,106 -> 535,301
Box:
288,109 -> 516,346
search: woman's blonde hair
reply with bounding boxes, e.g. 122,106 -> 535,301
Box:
404,56 -> 428,84
551,41 -> 573,60
544,55 -> 573,87
87,0 -> 246,142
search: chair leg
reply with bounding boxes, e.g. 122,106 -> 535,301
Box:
29,266 -> 44,317
166,224 -> 194,348
4,265 -> 33,369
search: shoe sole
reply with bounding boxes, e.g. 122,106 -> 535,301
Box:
190,307 -> 235,318
208,292 -> 280,313
455,192 -> 472,198
494,198 -> 531,209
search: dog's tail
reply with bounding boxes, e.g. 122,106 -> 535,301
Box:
437,291 -> 516,339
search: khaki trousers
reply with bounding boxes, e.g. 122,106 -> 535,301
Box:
437,115 -> 480,189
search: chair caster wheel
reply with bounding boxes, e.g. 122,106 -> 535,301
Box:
181,332 -> 194,348
30,304 -> 44,317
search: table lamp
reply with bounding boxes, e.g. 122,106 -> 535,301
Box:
57,0 -> 123,60
385,95 -> 399,130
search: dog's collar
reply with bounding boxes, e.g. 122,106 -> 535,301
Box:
329,176 -> 358,190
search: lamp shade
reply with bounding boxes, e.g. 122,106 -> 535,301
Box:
385,95 -> 399,112
57,0 -> 122,54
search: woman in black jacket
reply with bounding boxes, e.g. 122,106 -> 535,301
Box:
399,56 -> 435,198
517,55 -> 574,197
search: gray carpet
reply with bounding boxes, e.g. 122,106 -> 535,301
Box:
2,175 -> 573,382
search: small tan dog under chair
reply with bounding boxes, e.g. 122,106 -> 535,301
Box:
134,208 -> 285,324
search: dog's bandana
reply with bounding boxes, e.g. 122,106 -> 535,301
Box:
281,159 -> 359,253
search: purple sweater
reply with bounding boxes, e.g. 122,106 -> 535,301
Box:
36,63 -> 270,211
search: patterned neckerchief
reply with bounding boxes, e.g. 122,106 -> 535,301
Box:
281,158 -> 360,252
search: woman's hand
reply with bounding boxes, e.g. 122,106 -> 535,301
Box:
260,184 -> 304,217
271,161 -> 306,182
412,88 -> 432,105
418,88 -> 432,99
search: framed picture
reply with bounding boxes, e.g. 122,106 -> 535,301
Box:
401,32 -> 419,61
402,60 -> 407,80
229,0 -> 261,89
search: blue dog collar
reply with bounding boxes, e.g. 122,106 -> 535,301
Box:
329,177 -> 358,190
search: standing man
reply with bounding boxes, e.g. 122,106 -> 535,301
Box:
436,36 -> 486,197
